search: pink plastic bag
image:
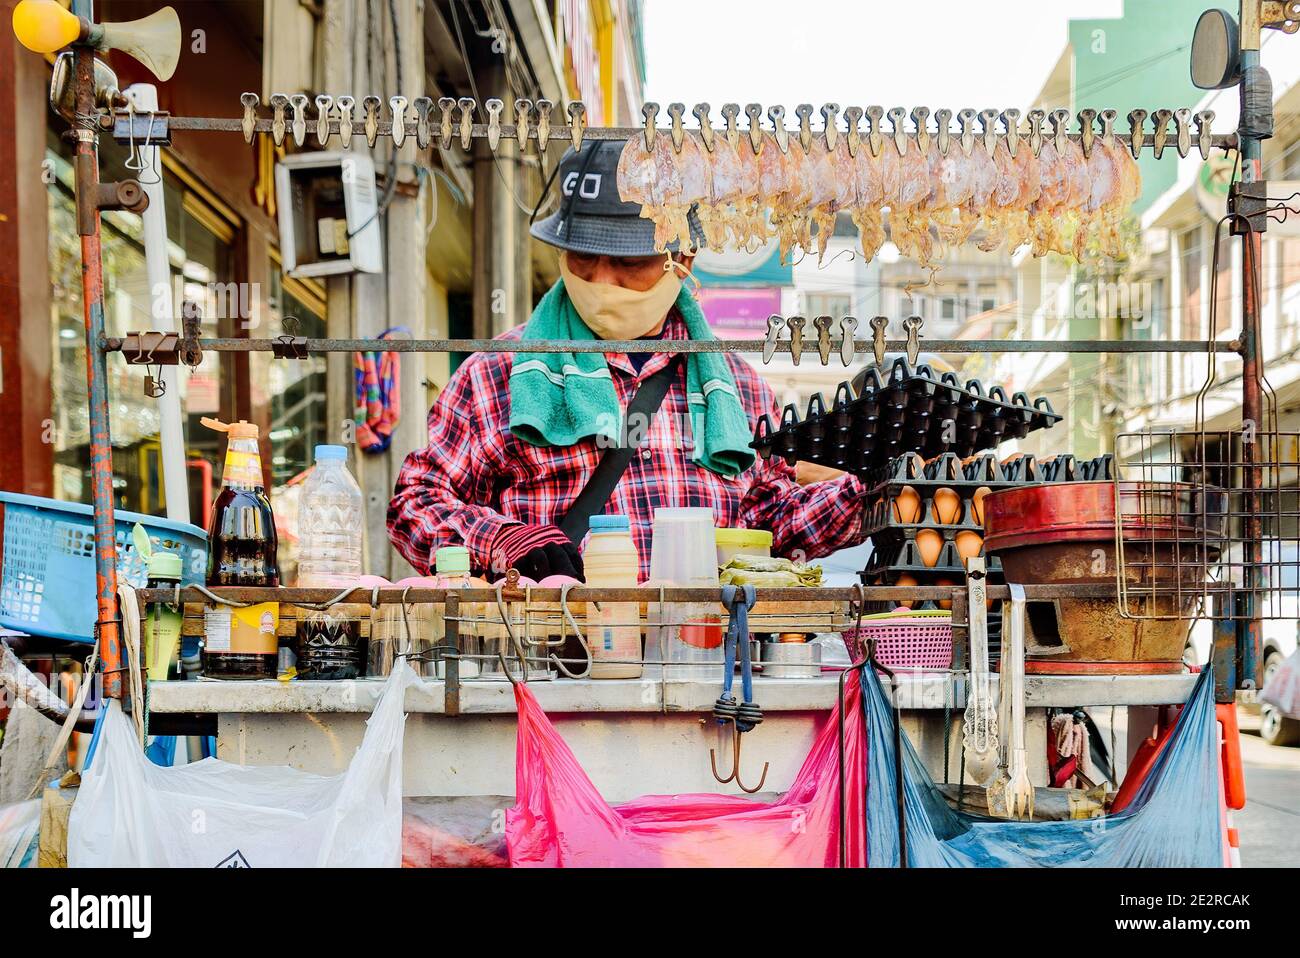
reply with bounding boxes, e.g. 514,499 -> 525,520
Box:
506,675 -> 868,867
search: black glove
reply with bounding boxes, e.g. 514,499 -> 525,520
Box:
490,524 -> 585,581
512,541 -> 585,582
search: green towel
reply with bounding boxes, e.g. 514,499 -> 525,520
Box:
509,280 -> 755,477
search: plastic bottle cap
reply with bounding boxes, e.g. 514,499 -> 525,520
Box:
715,528 -> 773,549
147,551 -> 183,580
435,546 -> 471,575
589,514 -> 630,532
200,417 -> 260,440
314,444 -> 348,462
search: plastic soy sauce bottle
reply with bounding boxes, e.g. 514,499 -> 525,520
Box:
201,418 -> 281,680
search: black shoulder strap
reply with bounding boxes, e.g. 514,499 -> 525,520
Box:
559,356 -> 683,543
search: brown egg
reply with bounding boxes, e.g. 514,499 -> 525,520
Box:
916,528 -> 944,568
971,486 -> 992,525
932,487 -> 961,525
955,530 -> 984,565
893,485 -> 922,524
934,577 -> 956,610
894,573 -> 918,610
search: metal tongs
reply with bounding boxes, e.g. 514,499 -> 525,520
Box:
962,557 -> 999,786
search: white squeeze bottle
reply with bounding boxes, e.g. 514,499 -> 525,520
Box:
296,444 -> 364,586
582,514 -> 643,679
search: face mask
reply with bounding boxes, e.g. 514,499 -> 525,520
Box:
559,253 -> 682,341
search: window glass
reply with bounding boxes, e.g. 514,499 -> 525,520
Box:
46,131 -> 234,518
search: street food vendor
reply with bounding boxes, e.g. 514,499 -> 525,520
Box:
388,142 -> 869,582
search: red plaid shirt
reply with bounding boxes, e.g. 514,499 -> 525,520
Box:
387,311 -> 868,580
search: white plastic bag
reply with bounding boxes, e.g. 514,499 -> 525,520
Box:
68,661 -> 419,867
1260,647 -> 1300,718
0,799 -> 40,868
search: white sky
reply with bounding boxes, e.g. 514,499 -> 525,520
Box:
643,0 -> 1126,112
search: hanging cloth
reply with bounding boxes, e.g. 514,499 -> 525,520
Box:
863,664 -> 1225,868
354,327 -> 405,453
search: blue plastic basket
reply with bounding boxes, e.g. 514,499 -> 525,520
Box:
0,492 -> 207,644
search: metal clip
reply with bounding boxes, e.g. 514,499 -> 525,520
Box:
978,108 -> 999,156
794,104 -> 813,153
485,98 -> 503,151
887,107 -> 908,156
934,108 -> 952,156
290,93 -> 309,147
958,108 -> 976,156
865,105 -> 884,158
745,103 -> 764,155
438,97 -> 456,150
669,102 -> 687,153
240,92 -> 259,144
843,105 -> 862,157
363,95 -> 382,148
763,105 -> 785,153
902,315 -> 922,366
1077,108 -> 1096,158
458,97 -> 476,151
639,101 -> 659,153
337,95 -> 355,149
389,95 -> 408,149
272,316 -> 309,360
721,103 -> 741,149
535,99 -> 553,153
567,101 -> 586,152
762,314 -> 783,364
122,331 -> 180,367
693,103 -> 715,152
1126,108 -> 1147,158
839,315 -> 858,367
1098,108 -> 1116,149
1174,107 -> 1191,158
1049,108 -> 1070,154
869,315 -> 888,368
414,96 -> 433,149
822,103 -> 840,151
908,106 -> 929,155
269,93 -> 288,147
1151,108 -> 1173,159
514,98 -> 532,152
1194,109 -> 1215,160
813,315 -> 834,365
314,94 -> 333,146
1001,108 -> 1020,157
1026,109 -> 1044,156
787,316 -> 806,366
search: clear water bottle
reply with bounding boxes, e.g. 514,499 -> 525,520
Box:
296,444 -> 364,586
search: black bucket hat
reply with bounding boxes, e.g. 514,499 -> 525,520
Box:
530,141 -> 705,257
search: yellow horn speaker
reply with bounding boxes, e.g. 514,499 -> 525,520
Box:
12,2 -> 180,82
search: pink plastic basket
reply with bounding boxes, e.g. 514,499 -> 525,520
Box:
842,611 -> 953,670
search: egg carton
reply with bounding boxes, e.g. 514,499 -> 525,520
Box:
750,359 -> 1064,475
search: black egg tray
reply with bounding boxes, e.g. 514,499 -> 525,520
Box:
860,451 -> 1115,540
750,359 -> 1064,474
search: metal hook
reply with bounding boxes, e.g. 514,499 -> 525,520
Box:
709,725 -> 769,793
549,581 -> 591,679
494,580 -> 529,683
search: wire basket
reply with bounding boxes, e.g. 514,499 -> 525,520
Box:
0,492 -> 207,643
842,609 -> 953,670
1113,430 -> 1296,620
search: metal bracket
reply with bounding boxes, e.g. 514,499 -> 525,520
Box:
1229,180 -> 1271,235
97,180 -> 148,214
1261,1 -> 1300,32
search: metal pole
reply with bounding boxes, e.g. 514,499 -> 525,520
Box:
124,82 -> 190,525
1237,0 -> 1264,693
71,0 -> 123,699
